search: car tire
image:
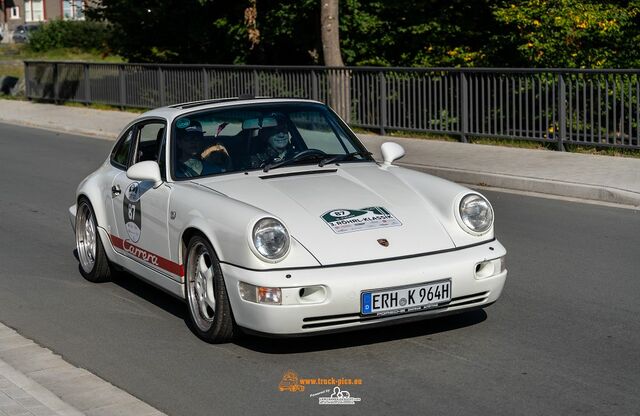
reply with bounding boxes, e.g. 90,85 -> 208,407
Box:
75,198 -> 112,283
185,235 -> 235,343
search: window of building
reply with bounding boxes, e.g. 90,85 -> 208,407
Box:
24,0 -> 45,22
10,6 -> 20,19
63,0 -> 84,20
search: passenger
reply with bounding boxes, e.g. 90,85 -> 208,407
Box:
250,124 -> 296,168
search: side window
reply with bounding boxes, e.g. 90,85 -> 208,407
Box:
110,128 -> 134,169
133,122 -> 166,164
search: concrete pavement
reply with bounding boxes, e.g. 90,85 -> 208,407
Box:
1,98 -> 638,207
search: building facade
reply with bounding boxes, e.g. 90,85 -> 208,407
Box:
1,0 -> 84,39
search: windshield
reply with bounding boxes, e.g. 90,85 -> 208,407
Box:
171,103 -> 372,179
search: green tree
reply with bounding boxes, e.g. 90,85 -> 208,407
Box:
492,0 -> 640,68
87,0 -> 251,63
245,0 -> 321,65
339,0 -> 503,67
87,0 -> 640,68
28,20 -> 110,53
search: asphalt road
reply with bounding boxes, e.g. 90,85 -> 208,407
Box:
1,122 -> 639,416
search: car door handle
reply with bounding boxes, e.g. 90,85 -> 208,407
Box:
111,185 -> 121,197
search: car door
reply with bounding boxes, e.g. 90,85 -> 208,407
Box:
110,119 -> 181,281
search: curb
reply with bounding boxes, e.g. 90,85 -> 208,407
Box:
0,356 -> 84,416
0,322 -> 165,416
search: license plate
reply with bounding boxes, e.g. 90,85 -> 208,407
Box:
361,279 -> 451,316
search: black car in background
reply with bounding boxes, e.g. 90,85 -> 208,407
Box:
12,24 -> 41,43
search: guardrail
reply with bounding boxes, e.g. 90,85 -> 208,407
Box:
24,61 -> 640,150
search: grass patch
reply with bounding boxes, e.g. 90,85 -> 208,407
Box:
0,95 -> 147,114
564,144 -> 640,158
354,127 -> 640,157
18,47 -> 123,63
0,93 -> 24,101
469,137 -> 553,150
0,44 -> 122,78
0,43 -> 122,62
35,99 -> 147,114
64,101 -> 147,113
352,126 -> 459,142
0,62 -> 23,78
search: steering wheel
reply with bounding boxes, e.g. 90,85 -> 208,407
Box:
259,149 -> 328,170
291,149 -> 327,160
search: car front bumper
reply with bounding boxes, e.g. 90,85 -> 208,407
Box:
222,239 -> 507,335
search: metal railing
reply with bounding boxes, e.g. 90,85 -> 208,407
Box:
24,61 -> 640,150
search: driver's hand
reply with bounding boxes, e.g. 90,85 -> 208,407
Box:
201,144 -> 229,159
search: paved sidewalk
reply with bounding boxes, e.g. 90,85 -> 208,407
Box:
1,99 -> 639,207
0,323 -> 164,416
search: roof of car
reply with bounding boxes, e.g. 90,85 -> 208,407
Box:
140,97 -> 325,120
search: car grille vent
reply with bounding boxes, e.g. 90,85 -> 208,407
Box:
301,291 -> 489,329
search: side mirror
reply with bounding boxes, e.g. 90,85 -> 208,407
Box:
126,161 -> 162,188
380,142 -> 405,166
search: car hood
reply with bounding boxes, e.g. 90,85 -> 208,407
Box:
195,163 -> 456,265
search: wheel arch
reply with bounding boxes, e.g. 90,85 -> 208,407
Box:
75,169 -> 112,232
76,192 -> 109,229
179,225 -> 224,266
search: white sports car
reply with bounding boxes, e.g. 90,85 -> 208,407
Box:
69,98 -> 507,343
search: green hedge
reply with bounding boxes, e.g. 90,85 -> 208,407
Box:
28,20 -> 110,52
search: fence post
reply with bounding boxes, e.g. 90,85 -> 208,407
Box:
83,64 -> 91,105
53,62 -> 59,104
203,68 -> 209,99
253,69 -> 260,96
312,71 -> 319,101
158,66 -> 165,106
557,73 -> 566,151
24,62 -> 31,100
379,71 -> 387,136
118,65 -> 126,109
460,71 -> 469,143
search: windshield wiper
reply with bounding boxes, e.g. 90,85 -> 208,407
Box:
318,151 -> 372,167
263,150 -> 326,172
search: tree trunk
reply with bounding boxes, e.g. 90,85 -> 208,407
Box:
320,0 -> 350,122
320,0 -> 343,67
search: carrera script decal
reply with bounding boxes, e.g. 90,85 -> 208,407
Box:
110,235 -> 184,277
123,182 -> 142,242
321,207 -> 402,234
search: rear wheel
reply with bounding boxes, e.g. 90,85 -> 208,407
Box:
75,198 -> 111,283
185,236 -> 235,343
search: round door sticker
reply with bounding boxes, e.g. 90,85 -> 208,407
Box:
123,182 -> 142,242
329,210 -> 351,218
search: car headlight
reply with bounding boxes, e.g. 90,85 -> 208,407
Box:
459,194 -> 493,235
252,218 -> 290,261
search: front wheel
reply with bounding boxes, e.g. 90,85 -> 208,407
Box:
75,198 -> 111,283
185,236 -> 235,343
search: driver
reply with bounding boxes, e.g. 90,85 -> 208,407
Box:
176,122 -> 230,177
250,124 -> 296,168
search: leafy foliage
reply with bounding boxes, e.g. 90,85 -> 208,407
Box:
28,20 -> 111,53
85,0 -> 640,68
87,0 -> 250,63
246,0 -> 320,65
493,0 -> 640,68
339,0 -> 502,67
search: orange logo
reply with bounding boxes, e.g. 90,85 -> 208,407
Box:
278,370 -> 305,392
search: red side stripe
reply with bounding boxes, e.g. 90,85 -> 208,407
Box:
110,234 -> 184,277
